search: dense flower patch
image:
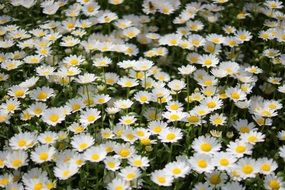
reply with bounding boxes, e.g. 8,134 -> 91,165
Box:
0,0 -> 285,189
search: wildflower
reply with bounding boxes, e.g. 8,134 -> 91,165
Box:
151,170 -> 174,187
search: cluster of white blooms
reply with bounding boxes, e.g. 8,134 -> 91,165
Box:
0,0 -> 285,189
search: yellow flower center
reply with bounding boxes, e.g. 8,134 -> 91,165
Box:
261,163 -> 271,172
136,130 -> 145,137
239,34 -> 247,40
70,59 -> 79,65
200,143 -> 212,152
169,114 -> 179,121
63,170 -> 70,177
169,104 -> 179,110
87,6 -> 94,12
204,59 -> 212,66
166,133 -> 176,141
126,133 -> 135,140
12,159 -> 22,168
79,143 -> 88,150
157,176 -> 166,184
0,159 -> 4,167
133,160 -> 142,167
269,180 -> 280,190
7,104 -> 16,111
98,98 -> 105,104
34,107 -> 42,115
49,114 -> 59,122
207,101 -> 217,108
239,126 -> 250,133
197,159 -> 207,168
124,81 -> 133,87
18,139 -> 27,147
235,145 -> 246,153
169,39 -> 178,45
187,115 -> 199,123
115,186 -> 123,190
231,92 -> 240,100
126,172 -> 136,179
67,23 -> 74,29
119,149 -> 130,158
219,158 -> 229,166
247,136 -> 257,143
209,174 -> 221,185
37,91 -> 47,100
107,162 -> 116,168
172,168 -> 182,175
213,117 -> 223,125
15,89 -> 24,97
91,153 -> 100,161
72,103 -> 81,111
0,178 -> 9,186
87,115 -> 96,122
242,164 -> 253,174
123,118 -> 133,125
153,126 -> 162,133
76,159 -> 83,166
34,183 -> 43,190
197,110 -> 206,116
39,152 -> 49,161
140,138 -> 151,145
44,136 -> 53,143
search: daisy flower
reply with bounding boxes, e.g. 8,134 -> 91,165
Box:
107,177 -> 130,190
38,131 -> 58,145
117,77 -> 139,88
164,161 -> 190,178
158,127 -> 183,143
42,108 -> 65,126
257,158 -> 277,175
192,135 -> 221,155
168,79 -> 186,92
1,99 -> 20,113
9,132 -> 37,150
134,91 -> 152,104
119,166 -> 141,181
29,87 -> 55,102
205,171 -> 227,188
6,150 -> 28,169
235,158 -> 258,179
240,131 -> 265,145
198,54 -> 219,68
213,152 -> 237,170
233,119 -> 257,133
31,145 -> 56,164
119,115 -> 137,126
71,133 -> 95,152
163,111 -> 187,122
128,155 -> 150,168
79,108 -> 101,126
225,87 -> 247,102
104,156 -> 121,171
54,162 -> 79,180
148,120 -> 168,135
8,85 -> 29,99
84,145 -> 107,162
76,73 -> 96,84
122,27 -> 140,39
227,140 -> 253,158
209,113 -> 227,126
150,170 -> 174,187
264,174 -> 285,190
189,153 -> 214,173
114,144 -> 136,159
